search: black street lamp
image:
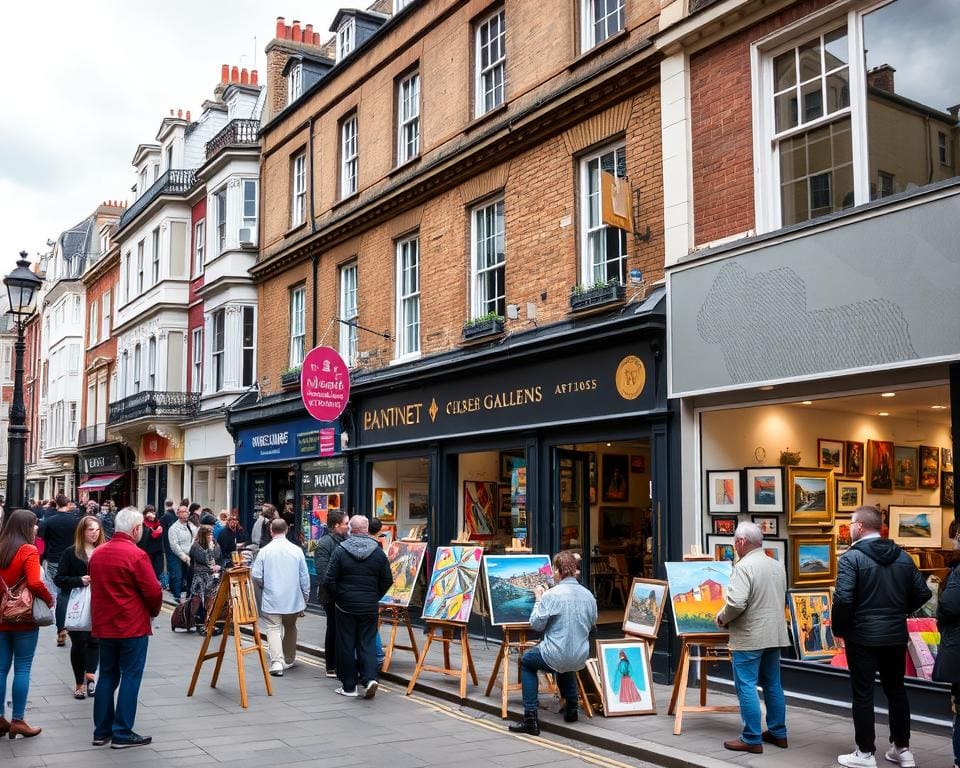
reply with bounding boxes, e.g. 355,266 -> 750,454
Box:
4,252 -> 42,514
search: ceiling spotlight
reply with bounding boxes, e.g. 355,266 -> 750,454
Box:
758,385 -> 775,391
878,412 -> 889,417
931,404 -> 945,409
801,400 -> 813,405
881,392 -> 896,398
606,442 -> 612,447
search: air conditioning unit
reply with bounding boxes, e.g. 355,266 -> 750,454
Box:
239,226 -> 257,246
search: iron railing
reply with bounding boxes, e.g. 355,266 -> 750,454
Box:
108,391 -> 200,425
77,423 -> 107,447
117,169 -> 197,232
205,119 -> 260,159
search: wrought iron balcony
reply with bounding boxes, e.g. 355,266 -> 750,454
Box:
108,390 -> 200,425
205,119 -> 260,160
117,169 -> 197,232
77,423 -> 107,447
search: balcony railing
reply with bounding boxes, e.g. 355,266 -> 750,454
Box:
117,169 -> 197,232
205,119 -> 260,160
108,391 -> 200,425
77,423 -> 107,447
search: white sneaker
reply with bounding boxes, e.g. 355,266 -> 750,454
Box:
269,661 -> 284,677
839,750 -> 877,768
363,680 -> 378,700
884,747 -> 916,768
334,686 -> 358,697
283,661 -> 295,670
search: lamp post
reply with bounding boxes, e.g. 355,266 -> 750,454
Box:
4,252 -> 42,514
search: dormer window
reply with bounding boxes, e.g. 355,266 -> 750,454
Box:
337,18 -> 355,61
165,145 -> 173,171
288,63 -> 303,105
394,0 -> 414,10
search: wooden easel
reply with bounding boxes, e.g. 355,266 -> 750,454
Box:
485,623 -> 536,718
667,633 -> 736,735
405,619 -> 477,700
379,604 -> 419,672
187,564 -> 273,708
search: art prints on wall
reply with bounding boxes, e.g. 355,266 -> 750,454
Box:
706,534 -> 736,564
745,467 -> 784,513
421,546 -> 484,622
836,479 -> 863,514
835,520 -> 852,549
943,472 -> 955,507
790,534 -> 836,587
845,441 -> 865,478
788,590 -> 841,661
751,515 -> 779,537
500,451 -> 525,483
919,445 -> 940,489
463,481 -> 498,538
712,516 -> 738,535
893,445 -> 918,491
400,481 -> 429,520
595,639 -> 656,716
787,466 -> 834,526
374,487 -> 396,522
379,541 -> 428,608
630,455 -> 646,474
818,439 -> 844,474
868,439 -> 894,493
602,454 -> 630,502
706,469 -> 743,514
483,555 -> 554,626
664,561 -> 733,635
943,447 -> 954,472
761,538 -> 787,570
889,505 -> 943,549
622,578 -> 668,639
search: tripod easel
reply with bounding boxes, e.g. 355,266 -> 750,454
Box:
406,619 -> 477,700
667,633 -> 736,735
379,604 -> 419,672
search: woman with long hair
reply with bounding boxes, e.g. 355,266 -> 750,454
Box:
0,509 -> 55,738
54,515 -> 105,700
188,525 -> 222,631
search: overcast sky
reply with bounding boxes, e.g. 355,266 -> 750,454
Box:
0,1 -> 340,275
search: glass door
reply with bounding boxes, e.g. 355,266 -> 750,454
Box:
554,448 -> 590,555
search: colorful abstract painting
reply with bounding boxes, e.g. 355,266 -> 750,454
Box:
463,481 -> 497,538
379,541 -> 428,608
421,546 -> 484,623
483,555 -> 553,626
788,590 -> 841,661
664,561 -> 733,635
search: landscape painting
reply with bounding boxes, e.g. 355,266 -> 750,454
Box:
818,439 -> 844,473
379,541 -> 428,608
622,578 -> 668,639
596,639 -> 656,716
790,535 -> 836,587
421,546 -> 484,623
745,467 -> 784,513
664,561 -> 733,635
788,590 -> 841,661
836,479 -> 863,514
706,534 -> 736,563
483,555 -> 554,626
787,467 -> 834,526
463,481 -> 498,539
893,445 -> 918,491
890,505 -> 943,549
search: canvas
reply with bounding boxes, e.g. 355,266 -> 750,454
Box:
845,441 -> 865,478
889,505 -> 943,549
836,479 -> 863,514
463,481 -> 498,538
400,481 -> 429,520
706,470 -> 743,513
919,445 -> 940,489
788,590 -> 841,660
483,555 -> 554,626
790,535 -> 836,587
745,467 -> 784,513
751,515 -> 779,537
665,561 -> 733,635
818,439 -> 844,473
379,541 -> 428,608
894,445 -> 918,490
602,454 -> 630,502
375,487 -> 397,522
421,546 -> 484,622
622,578 -> 668,639
706,534 -> 736,563
596,639 -> 656,716
868,439 -> 894,493
787,466 -> 834,526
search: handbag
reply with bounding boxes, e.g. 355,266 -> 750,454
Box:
64,586 -> 92,631
32,595 -> 54,627
0,576 -> 34,624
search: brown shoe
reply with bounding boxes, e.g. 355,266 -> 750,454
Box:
9,719 -> 41,739
724,739 -> 762,754
762,731 -> 788,749
0,716 -> 9,736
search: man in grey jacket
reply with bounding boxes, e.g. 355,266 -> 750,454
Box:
167,505 -> 197,601
508,551 -> 597,736
716,521 -> 789,754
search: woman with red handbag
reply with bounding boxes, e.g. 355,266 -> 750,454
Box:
0,509 -> 55,739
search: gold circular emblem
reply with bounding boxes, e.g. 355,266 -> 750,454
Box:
615,355 -> 646,400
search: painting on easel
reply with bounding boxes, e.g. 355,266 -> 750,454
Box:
379,541 -> 428,608
421,546 -> 484,623
483,554 -> 553,626
664,561 -> 733,635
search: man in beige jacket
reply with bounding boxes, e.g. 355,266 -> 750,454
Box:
716,521 -> 789,754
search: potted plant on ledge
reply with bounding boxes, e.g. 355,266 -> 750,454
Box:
569,279 -> 626,311
462,312 -> 505,341
280,366 -> 301,390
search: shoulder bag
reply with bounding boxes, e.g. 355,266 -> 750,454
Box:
0,576 -> 34,624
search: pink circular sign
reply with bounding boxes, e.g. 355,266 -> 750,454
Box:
300,346 -> 350,422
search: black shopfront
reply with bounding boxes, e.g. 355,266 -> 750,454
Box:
77,444 -> 136,507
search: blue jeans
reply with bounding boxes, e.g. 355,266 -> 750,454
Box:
0,628 -> 39,720
731,648 -> 787,745
376,632 -> 385,665
168,557 -> 185,599
94,636 -> 149,741
520,646 -> 577,714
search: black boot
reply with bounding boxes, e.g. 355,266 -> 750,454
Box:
508,710 -> 540,736
563,701 -> 579,723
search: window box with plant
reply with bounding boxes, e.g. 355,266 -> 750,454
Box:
462,312 -> 505,341
569,279 -> 625,311
280,366 -> 301,390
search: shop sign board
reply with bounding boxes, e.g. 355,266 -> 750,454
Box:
301,346 -> 350,422
235,417 -> 340,465
79,445 -> 126,475
300,458 -> 348,496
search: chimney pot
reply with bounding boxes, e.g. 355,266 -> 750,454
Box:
170,109 -> 174,116
177,108 -> 183,118
220,64 -> 229,83
276,16 -> 286,39
251,69 -> 259,86
313,32 -> 320,45
292,20 -> 302,42
285,24 -> 291,39
304,23 -> 313,39
240,67 -> 249,85
231,65 -> 239,83
185,110 -> 191,121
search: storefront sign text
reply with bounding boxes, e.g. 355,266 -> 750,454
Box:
301,346 -> 350,422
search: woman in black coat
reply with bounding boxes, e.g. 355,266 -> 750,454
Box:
933,564 -> 960,768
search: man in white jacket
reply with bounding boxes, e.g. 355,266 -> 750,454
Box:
166,505 -> 197,601
251,518 -> 310,676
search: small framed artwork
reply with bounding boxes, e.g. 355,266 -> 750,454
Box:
374,487 -> 397,522
622,578 -> 668,639
818,439 -> 844,474
630,455 -> 646,474
868,439 -> 894,493
788,590 -> 842,661
745,467 -> 784,513
889,505 -> 943,548
943,447 -> 954,472
400,480 -> 429,520
835,519 -> 852,549
706,534 -> 736,563
500,451 -> 525,483
706,469 -> 743,514
918,445 -> 940,489
712,516 -> 739,535
790,533 -> 836,588
893,445 -> 918,491
751,515 -> 779,537
845,441 -> 865,478
835,479 -> 863,515
760,537 -> 787,563
602,454 -> 630,502
787,466 -> 834,527
943,471 -> 955,507
595,639 -> 656,716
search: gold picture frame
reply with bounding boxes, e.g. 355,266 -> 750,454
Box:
790,533 -> 837,588
787,466 -> 834,527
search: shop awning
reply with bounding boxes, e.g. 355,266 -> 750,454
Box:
77,473 -> 125,491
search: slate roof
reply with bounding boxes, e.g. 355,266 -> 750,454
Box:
57,214 -> 96,279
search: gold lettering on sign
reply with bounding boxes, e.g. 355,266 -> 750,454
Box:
363,403 -> 423,431
554,379 -> 598,395
615,355 -> 646,400
481,386 -> 542,410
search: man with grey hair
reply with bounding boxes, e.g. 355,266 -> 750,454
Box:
716,521 -> 789,754
323,515 -> 393,699
89,506 -> 162,749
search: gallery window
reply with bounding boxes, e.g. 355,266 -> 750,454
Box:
395,235 -> 420,359
470,198 -> 506,318
579,142 -> 628,285
475,8 -> 506,117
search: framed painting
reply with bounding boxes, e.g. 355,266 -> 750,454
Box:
751,515 -> 779,537
484,555 -> 553,626
943,447 -> 954,472
584,658 -> 603,704
760,538 -> 787,568
602,454 -> 630,502
664,560 -> 733,635
497,487 -> 512,526
500,451 -> 525,483
706,534 -> 736,564
790,534 -> 836,588
919,445 -> 940,489
889,505 -> 942,548
463,481 -> 498,539
379,541 -> 428,608
867,439 -> 894,493
835,519 -> 852,549
712,515 -> 739,535
595,639 -> 656,716
630,455 -> 646,474
400,480 -> 429,520
377,524 -> 397,550
622,578 -> 668,639
706,469 -> 743,514
943,471 -> 955,507
421,546 -> 484,622
845,441 -> 865,479
787,466 -> 834,527
374,487 -> 396,522
893,445 -> 918,491
788,590 -> 842,660
836,479 -> 863,514
745,467 -> 784,513
818,438 -> 844,474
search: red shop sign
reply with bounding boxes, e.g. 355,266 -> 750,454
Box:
301,346 -> 350,422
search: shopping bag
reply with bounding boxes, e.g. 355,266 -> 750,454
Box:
64,586 -> 92,632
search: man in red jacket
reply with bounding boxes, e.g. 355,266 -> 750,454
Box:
89,506 -> 162,749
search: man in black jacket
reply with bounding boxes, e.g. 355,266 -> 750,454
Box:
832,506 -> 931,768
323,515 -> 393,700
158,501 -> 178,590
313,510 -> 349,679
38,493 -> 80,646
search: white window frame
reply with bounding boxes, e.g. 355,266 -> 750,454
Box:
578,141 -> 628,285
148,336 -> 157,390
212,309 -> 225,391
291,153 -> 307,227
133,343 -> 141,393
339,262 -> 359,366
287,63 -> 303,105
470,198 -> 506,318
242,305 -> 256,387
88,299 -> 98,347
68,402 -> 77,442
101,290 -> 111,339
337,17 -> 355,61
581,0 -> 625,52
151,227 -> 161,284
191,327 -> 203,393
397,71 -> 421,165
194,219 -> 205,277
242,179 -> 258,229
395,235 -> 421,360
340,114 -> 359,199
475,9 -> 506,118
394,0 -> 414,10
136,240 -> 145,294
289,285 -> 306,368
215,187 -> 227,253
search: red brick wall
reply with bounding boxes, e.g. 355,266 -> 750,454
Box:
82,257 -> 119,428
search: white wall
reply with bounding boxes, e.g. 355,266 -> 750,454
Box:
370,458 -> 429,533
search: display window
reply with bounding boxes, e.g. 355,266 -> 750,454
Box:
370,456 -> 431,542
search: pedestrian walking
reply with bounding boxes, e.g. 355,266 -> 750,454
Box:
138,505 -> 165,579
89,506 -> 162,749
933,560 -> 960,768
37,493 -> 79,647
313,509 -> 348,678
188,525 -> 222,631
55,515 -> 106,701
715,521 -> 789,753
95,502 -> 116,541
167,505 -> 197,601
832,505 -> 931,768
323,515 -> 393,699
251,519 -> 309,677
507,550 -> 597,735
